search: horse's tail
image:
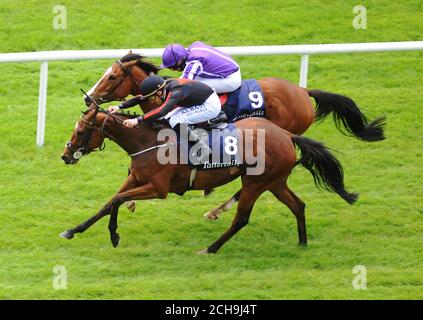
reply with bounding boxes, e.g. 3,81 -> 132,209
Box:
307,89 -> 386,142
291,135 -> 359,205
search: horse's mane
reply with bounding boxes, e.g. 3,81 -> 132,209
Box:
120,53 -> 160,75
100,110 -> 167,131
98,110 -> 141,119
112,110 -> 141,119
82,109 -> 141,119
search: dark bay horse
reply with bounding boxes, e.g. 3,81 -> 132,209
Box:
83,53 -> 383,218
60,105 -> 358,253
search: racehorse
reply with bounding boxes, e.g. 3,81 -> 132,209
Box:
85,52 -> 385,142
84,51 -> 383,218
60,104 -> 358,253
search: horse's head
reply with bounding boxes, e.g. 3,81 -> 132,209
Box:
84,51 -> 160,106
61,105 -> 106,164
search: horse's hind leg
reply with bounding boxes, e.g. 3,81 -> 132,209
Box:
270,182 -> 307,246
125,167 -> 136,213
204,189 -> 241,220
125,201 -> 136,213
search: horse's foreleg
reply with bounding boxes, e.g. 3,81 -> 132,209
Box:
204,190 -> 241,220
107,182 -> 165,248
60,175 -> 138,240
59,202 -> 113,240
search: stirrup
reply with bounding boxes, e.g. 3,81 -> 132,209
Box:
193,111 -> 229,130
207,111 -> 228,125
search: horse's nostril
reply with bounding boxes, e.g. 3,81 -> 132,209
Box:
84,96 -> 91,107
85,95 -> 96,107
61,154 -> 70,164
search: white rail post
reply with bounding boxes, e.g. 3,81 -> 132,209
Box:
299,54 -> 309,88
36,61 -> 48,147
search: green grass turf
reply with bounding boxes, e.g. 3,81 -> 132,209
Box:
0,0 -> 422,299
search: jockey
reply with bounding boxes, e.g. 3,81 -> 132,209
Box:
160,41 -> 241,94
108,74 -> 221,163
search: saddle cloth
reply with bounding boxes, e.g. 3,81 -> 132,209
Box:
220,79 -> 266,122
177,123 -> 243,170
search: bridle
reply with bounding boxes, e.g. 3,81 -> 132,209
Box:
97,60 -> 141,103
65,108 -> 110,161
66,105 -> 174,162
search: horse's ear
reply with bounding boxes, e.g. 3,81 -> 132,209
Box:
128,50 -> 133,54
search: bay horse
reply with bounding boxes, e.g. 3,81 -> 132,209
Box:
85,52 -> 385,142
60,105 -> 358,253
84,52 -> 382,218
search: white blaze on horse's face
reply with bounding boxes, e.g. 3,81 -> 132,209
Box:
86,67 -> 113,96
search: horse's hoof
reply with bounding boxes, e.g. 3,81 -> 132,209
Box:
298,242 -> 307,248
126,201 -> 136,213
111,233 -> 120,248
203,189 -> 215,197
197,248 -> 211,255
204,211 -> 219,220
59,230 -> 74,240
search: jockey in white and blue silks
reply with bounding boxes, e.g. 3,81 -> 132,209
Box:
160,41 -> 242,94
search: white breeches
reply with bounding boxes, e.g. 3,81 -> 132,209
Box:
196,69 -> 242,94
167,91 -> 221,128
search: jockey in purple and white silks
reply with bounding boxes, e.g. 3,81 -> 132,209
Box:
160,41 -> 242,94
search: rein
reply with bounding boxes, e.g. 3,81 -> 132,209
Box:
67,106 -> 145,160
81,88 -> 129,126
69,113 -> 174,160
129,143 -> 174,158
79,111 -> 174,159
70,91 -> 169,161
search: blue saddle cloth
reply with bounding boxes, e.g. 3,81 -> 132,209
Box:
178,123 -> 243,170
224,79 -> 266,122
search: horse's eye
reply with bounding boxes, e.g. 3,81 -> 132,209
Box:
109,74 -> 116,81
